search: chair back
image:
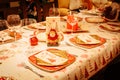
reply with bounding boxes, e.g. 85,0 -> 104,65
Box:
58,0 -> 70,8
0,20 -> 8,31
22,18 -> 37,26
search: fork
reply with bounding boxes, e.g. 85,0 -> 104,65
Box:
22,63 -> 44,78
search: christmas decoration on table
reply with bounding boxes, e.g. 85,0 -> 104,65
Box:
46,17 -> 61,46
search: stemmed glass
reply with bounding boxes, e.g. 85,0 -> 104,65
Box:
92,0 -> 107,13
49,8 -> 59,16
48,3 -> 59,16
67,15 -> 77,35
7,14 -> 21,42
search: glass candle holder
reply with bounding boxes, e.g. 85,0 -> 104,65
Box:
30,35 -> 38,46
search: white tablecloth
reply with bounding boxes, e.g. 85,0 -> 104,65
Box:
0,13 -> 120,80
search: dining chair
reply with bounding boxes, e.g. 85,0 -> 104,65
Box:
21,18 -> 37,26
57,0 -> 70,16
57,0 -> 84,16
0,20 -> 8,31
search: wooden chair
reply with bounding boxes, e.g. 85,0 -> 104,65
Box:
21,18 -> 37,26
57,0 -> 70,16
57,0 -> 90,16
0,20 -> 8,31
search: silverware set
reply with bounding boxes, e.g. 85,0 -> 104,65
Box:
22,63 -> 44,78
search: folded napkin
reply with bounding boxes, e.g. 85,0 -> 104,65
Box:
0,32 -> 13,41
35,50 -> 68,66
76,34 -> 101,44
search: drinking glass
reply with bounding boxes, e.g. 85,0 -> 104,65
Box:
67,15 -> 77,35
49,8 -> 59,16
7,14 -> 21,41
92,0 -> 107,12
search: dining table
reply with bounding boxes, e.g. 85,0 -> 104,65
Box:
0,10 -> 120,80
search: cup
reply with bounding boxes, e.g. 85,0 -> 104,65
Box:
30,35 -> 38,46
49,8 -> 59,16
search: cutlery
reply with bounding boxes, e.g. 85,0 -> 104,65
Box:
63,30 -> 89,34
22,63 -> 44,78
65,42 -> 87,51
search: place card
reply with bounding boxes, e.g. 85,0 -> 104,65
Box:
46,17 -> 61,46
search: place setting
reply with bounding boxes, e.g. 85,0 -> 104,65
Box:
85,16 -> 106,23
61,14 -> 89,34
0,14 -> 23,45
60,16 -> 83,22
0,30 -> 22,45
0,45 -> 15,62
66,33 -> 106,49
26,23 -> 46,30
25,16 -> 77,72
106,21 -> 120,26
28,48 -> 76,72
0,76 -> 16,80
99,23 -> 120,32
80,9 -> 101,16
62,26 -> 89,34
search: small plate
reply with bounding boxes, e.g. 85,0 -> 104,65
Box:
36,32 -> 46,42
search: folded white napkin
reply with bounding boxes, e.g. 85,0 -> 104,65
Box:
77,34 -> 100,44
35,50 -> 68,65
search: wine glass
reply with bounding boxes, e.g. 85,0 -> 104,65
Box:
92,0 -> 108,12
67,15 -> 77,35
7,14 -> 22,42
49,8 -> 59,16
